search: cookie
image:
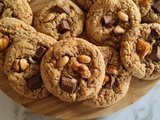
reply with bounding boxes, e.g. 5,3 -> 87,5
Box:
0,18 -> 56,75
86,0 -> 141,49
0,17 -> 36,74
142,10 -> 160,23
81,46 -> 131,108
120,23 -> 160,80
132,0 -> 151,17
75,0 -> 97,11
142,0 -> 160,23
34,0 -> 85,40
4,34 -> 56,99
0,0 -> 33,25
40,37 -> 105,102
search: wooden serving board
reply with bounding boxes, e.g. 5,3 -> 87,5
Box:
0,0 -> 160,119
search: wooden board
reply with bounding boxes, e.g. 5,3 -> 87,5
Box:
0,0 -> 160,119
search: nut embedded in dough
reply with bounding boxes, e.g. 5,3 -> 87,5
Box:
43,13 -> 55,22
117,11 -> 129,22
20,59 -> 29,71
78,55 -> 91,63
0,37 -> 10,52
57,56 -> 69,68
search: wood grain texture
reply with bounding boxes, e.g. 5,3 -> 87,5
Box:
0,0 -> 160,119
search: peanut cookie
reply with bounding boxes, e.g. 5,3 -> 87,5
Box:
0,18 -> 36,75
41,37 -> 105,102
75,0 -> 97,11
120,23 -> 160,80
4,35 -> 56,99
142,1 -> 160,23
86,0 -> 141,49
81,46 -> 131,108
0,0 -> 33,25
132,0 -> 151,17
34,0 -> 84,40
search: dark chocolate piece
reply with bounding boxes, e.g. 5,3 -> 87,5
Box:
34,46 -> 47,60
0,3 -> 4,13
27,75 -> 42,90
149,44 -> 160,61
101,16 -> 116,27
52,5 -> 70,14
58,20 -> 70,34
61,76 -> 77,94
152,1 -> 160,13
151,29 -> 160,39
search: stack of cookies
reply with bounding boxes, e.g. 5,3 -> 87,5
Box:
0,0 -> 160,108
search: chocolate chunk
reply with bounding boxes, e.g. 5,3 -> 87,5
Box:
152,1 -> 160,13
34,46 -> 47,60
58,20 -> 70,34
149,44 -> 160,61
61,76 -> 78,94
104,75 -> 116,88
151,29 -> 160,39
101,16 -> 116,27
27,75 -> 42,90
0,3 -> 4,13
52,5 -> 70,14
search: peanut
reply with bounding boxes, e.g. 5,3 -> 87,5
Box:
20,59 -> 29,71
0,37 -> 10,52
43,13 -> 55,22
57,56 -> 69,68
136,39 -> 151,60
78,64 -> 91,78
13,59 -> 20,72
117,11 -> 129,22
78,55 -> 91,63
106,65 -> 118,75
71,60 -> 91,78
103,76 -> 109,86
113,25 -> 125,35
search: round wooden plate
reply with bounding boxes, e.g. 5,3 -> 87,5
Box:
0,0 -> 160,119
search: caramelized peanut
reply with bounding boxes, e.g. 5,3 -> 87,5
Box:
136,39 -> 151,60
106,65 -> 118,75
103,76 -> 109,86
78,55 -> 91,63
0,37 -> 10,52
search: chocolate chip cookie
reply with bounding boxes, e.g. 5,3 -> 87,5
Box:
34,0 -> 85,40
4,34 -> 56,99
0,0 -> 33,25
0,17 -> 36,75
120,23 -> 160,80
81,46 -> 131,108
132,0 -> 151,17
75,0 -> 97,11
86,0 -> 141,49
41,37 -> 105,102
142,1 -> 160,23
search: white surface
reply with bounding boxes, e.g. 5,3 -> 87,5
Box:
0,82 -> 160,120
